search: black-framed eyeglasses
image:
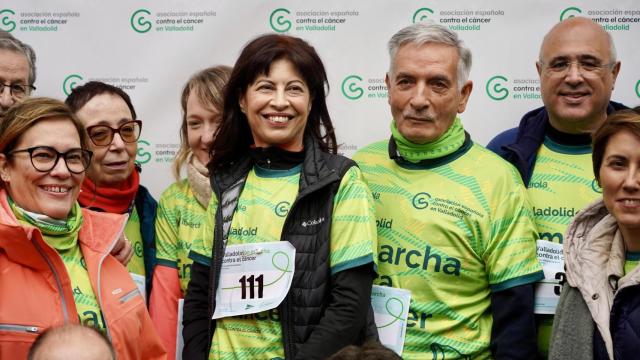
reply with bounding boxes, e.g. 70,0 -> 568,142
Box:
86,120 -> 142,147
0,83 -> 36,99
9,146 -> 93,174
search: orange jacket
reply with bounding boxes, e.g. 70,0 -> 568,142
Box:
0,190 -> 166,359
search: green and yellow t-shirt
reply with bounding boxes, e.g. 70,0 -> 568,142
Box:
528,136 -> 601,357
124,207 -> 145,278
528,136 -> 600,244
354,140 -> 543,360
58,241 -> 106,330
190,164 -> 376,360
156,179 -> 208,292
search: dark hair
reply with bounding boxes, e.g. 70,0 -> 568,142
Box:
28,324 -> 115,360
327,341 -> 402,360
65,81 -> 137,120
210,34 -> 337,169
592,106 -> 640,181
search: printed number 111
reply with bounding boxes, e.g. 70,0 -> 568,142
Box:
239,274 -> 264,299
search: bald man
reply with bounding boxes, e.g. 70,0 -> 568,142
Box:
28,325 -> 115,360
487,17 -> 627,358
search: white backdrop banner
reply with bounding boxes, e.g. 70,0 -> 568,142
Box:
3,0 -> 639,197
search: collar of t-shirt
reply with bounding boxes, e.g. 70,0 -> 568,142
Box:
249,145 -> 305,170
546,122 -> 592,146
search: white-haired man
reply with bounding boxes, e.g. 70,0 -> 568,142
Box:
354,22 -> 542,359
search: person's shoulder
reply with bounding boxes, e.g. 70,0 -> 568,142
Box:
136,184 -> 158,204
467,143 -> 524,184
486,127 -> 518,155
486,105 -> 548,152
158,179 -> 190,202
352,139 -> 388,162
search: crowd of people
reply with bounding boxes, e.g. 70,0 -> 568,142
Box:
0,15 -> 638,360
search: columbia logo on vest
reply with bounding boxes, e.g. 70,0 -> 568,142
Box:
302,217 -> 325,227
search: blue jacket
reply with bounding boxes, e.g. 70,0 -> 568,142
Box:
134,184 -> 158,301
486,102 -> 628,186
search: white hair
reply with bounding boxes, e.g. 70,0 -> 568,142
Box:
388,21 -> 472,90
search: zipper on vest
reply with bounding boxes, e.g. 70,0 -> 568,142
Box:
278,176 -> 333,358
32,236 -> 70,323
0,324 -> 39,333
97,215 -> 129,342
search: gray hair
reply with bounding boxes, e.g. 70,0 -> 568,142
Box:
0,30 -> 37,85
388,22 -> 472,90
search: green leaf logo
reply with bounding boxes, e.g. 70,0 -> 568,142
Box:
412,8 -> 434,23
62,74 -> 84,96
0,9 -> 16,32
270,8 -> 291,33
485,75 -> 509,101
559,7 -> 582,21
131,9 -> 152,33
341,75 -> 364,100
635,79 -> 640,98
136,139 -> 152,164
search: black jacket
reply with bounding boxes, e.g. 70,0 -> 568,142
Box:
183,136 -> 376,360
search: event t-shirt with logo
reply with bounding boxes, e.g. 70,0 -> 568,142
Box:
155,179 -> 208,292
528,137 -> 600,243
124,207 -> 145,278
353,140 -> 543,360
57,243 -> 106,330
527,136 -> 600,356
190,164 -> 376,360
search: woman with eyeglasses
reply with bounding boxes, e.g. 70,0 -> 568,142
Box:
0,97 -> 166,359
65,81 -> 157,302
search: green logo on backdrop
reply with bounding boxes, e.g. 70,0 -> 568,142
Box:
559,7 -> 582,21
412,8 -> 434,23
486,75 -> 509,101
635,79 -> 640,98
341,75 -> 364,100
63,74 -> 84,96
137,140 -> 152,164
131,9 -> 152,33
0,9 -> 16,32
412,192 -> 431,210
270,8 -> 291,33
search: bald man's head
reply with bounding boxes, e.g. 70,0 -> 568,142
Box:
28,325 -> 115,360
536,17 -> 620,134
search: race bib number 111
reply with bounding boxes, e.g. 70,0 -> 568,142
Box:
212,242 -> 296,319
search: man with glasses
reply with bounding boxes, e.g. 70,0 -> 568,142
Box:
487,17 -> 627,358
0,30 -> 36,119
65,81 -> 157,303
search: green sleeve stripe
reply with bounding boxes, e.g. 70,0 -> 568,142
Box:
156,259 -> 178,268
490,270 -> 544,292
188,250 -> 212,266
331,254 -> 374,275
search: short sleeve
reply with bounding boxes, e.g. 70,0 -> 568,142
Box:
329,166 -> 377,275
484,182 -> 544,291
155,188 -> 179,268
188,193 -> 217,266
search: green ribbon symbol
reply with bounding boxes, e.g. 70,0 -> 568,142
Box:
377,297 -> 405,329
